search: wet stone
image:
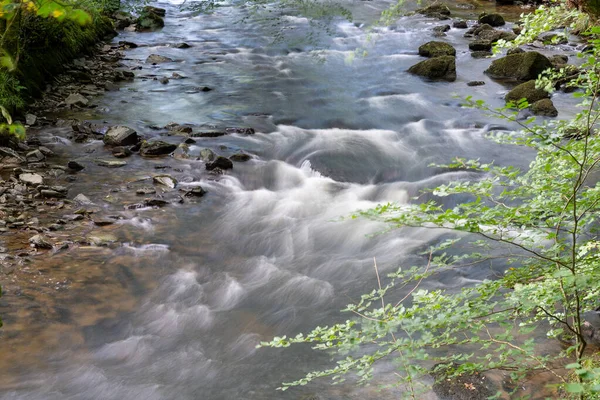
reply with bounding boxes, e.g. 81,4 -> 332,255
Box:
112,146 -> 132,158
153,175 -> 177,189
146,54 -> 173,64
67,160 -> 85,171
95,159 -> 127,168
184,186 -> 206,197
104,126 -> 138,146
65,93 -> 89,107
467,81 -> 486,86
206,156 -> 233,171
26,150 -> 45,163
136,187 -> 156,195
140,141 -> 178,157
29,234 -> 53,249
74,193 -> 94,205
198,148 -> 216,162
230,153 -> 251,162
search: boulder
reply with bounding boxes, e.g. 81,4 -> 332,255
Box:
416,3 -> 451,19
198,148 -> 216,162
469,40 -> 492,51
453,20 -> 467,29
146,54 -> 173,64
531,98 -> 558,117
505,80 -> 550,104
206,156 -> 233,171
418,41 -> 456,58
136,6 -> 165,31
471,51 -> 492,59
408,56 -> 456,81
19,173 -> 43,185
432,25 -> 451,36
140,141 -> 178,156
104,126 -> 138,146
478,13 -> 505,27
485,51 -> 553,81
477,29 -> 517,43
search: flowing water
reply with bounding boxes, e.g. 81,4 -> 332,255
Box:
0,1 -> 585,399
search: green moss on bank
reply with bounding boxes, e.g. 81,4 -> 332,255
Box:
0,11 -> 116,114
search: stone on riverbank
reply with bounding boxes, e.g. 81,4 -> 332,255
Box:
418,41 -> 456,58
19,173 -> 43,186
505,80 -> 550,104
531,98 -> 558,117
408,56 -> 456,81
140,141 -> 178,157
26,150 -> 45,162
104,126 -> 138,146
485,51 -> 552,81
153,175 -> 177,189
65,93 -> 89,107
478,13 -> 505,27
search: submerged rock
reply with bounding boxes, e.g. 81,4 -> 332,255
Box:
140,141 -> 178,156
418,41 -> 456,58
408,55 -> 456,81
230,153 -> 251,162
198,148 -> 216,162
95,159 -> 127,168
104,126 -> 138,146
485,51 -> 552,81
137,7 -> 164,31
505,80 -> 550,104
531,98 -> 558,117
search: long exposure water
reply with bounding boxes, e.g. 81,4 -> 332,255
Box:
0,0 -> 584,398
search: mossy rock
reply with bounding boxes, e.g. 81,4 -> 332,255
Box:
418,41 -> 456,58
505,80 -> 550,104
478,13 -> 505,27
531,98 -> 558,117
136,8 -> 165,31
416,3 -> 451,19
485,51 -> 552,81
408,55 -> 456,81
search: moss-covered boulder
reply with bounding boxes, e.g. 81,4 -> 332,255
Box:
416,3 -> 451,19
408,56 -> 456,81
531,98 -> 558,117
505,80 -> 550,104
485,51 -> 552,81
418,41 -> 456,58
478,13 -> 505,27
136,6 -> 165,31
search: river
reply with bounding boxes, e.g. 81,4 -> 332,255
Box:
0,0 -> 584,398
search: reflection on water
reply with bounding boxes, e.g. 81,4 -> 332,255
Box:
0,0 -> 582,398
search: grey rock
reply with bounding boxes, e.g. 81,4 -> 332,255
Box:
198,148 -> 216,162
185,186 -> 206,197
19,173 -> 43,185
467,81 -> 485,86
26,150 -> 45,162
146,54 -> 173,64
418,41 -> 456,58
74,193 -> 94,205
112,146 -> 132,158
104,125 -> 138,146
65,93 -> 89,107
67,160 -> 85,171
30,234 -> 53,249
153,175 -> 177,189
25,114 -> 37,126
140,140 -> 178,157
478,13 -> 505,27
453,20 -> 467,29
95,159 -> 127,168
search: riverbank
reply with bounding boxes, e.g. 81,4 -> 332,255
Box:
0,0 -> 594,398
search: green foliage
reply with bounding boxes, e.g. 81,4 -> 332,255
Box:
260,17 -> 600,400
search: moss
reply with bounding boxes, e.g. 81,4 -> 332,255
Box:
418,41 -> 456,58
408,55 -> 456,81
505,80 -> 550,104
485,51 -> 553,81
0,11 -> 116,113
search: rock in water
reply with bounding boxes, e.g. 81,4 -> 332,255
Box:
416,3 -> 451,19
140,141 -> 178,156
153,175 -> 177,188
104,126 -> 138,146
478,13 -> 505,27
185,186 -> 206,197
531,99 -> 558,117
26,150 -> 45,162
505,80 -> 550,104
408,56 -> 456,81
198,148 -> 216,162
418,41 -> 456,58
230,153 -> 251,162
74,193 -> 94,205
485,52 -> 552,81
67,160 -> 85,171
30,234 -> 53,249
206,156 -> 234,171
146,54 -> 173,64
19,173 -> 43,185
95,159 -> 127,168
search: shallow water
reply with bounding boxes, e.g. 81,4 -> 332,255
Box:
0,0 -> 585,398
